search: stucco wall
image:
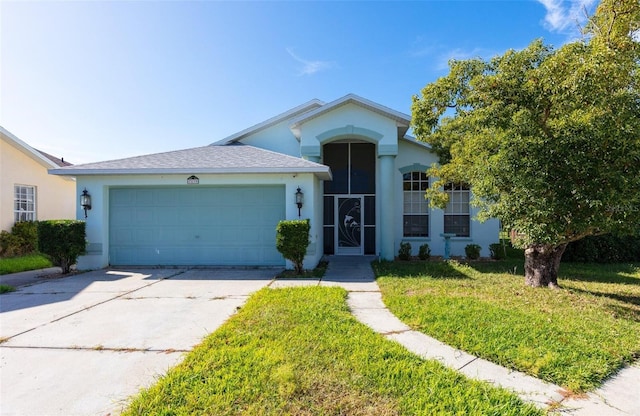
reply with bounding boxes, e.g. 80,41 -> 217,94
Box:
0,138 -> 76,232
299,103 -> 400,159
394,139 -> 500,258
235,120 -> 302,157
74,172 -> 323,270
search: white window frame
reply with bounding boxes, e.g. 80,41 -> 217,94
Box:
402,172 -> 429,237
444,183 -> 470,237
14,185 -> 36,223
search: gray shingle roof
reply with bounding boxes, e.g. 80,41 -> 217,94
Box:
37,149 -> 73,167
49,144 -> 332,180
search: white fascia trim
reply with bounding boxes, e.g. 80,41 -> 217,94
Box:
289,93 -> 411,132
212,99 -> 325,145
401,134 -> 432,149
49,167 -> 333,181
0,126 -> 59,169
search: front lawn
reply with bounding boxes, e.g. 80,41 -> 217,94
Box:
0,254 -> 52,275
123,287 -> 540,415
374,260 -> 640,393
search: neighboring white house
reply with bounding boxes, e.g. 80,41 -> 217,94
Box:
0,126 -> 76,232
50,94 -> 499,270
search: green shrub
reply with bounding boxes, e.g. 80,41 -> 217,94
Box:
489,242 -> 506,260
275,219 -> 310,274
562,234 -> 640,263
0,231 -> 22,258
398,242 -> 412,260
465,244 -> 481,260
0,221 -> 39,258
12,221 -> 38,253
418,243 -> 431,260
37,220 -> 86,274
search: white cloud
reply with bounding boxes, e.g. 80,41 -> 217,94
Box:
286,47 -> 335,76
537,0 -> 597,33
409,35 -> 437,58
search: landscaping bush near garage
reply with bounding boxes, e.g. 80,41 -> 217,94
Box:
275,219 -> 310,274
123,287 -> 540,415
562,234 -> 640,263
373,260 -> 640,393
38,220 -> 86,274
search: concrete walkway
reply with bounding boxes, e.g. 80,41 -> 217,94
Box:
312,256 -> 640,415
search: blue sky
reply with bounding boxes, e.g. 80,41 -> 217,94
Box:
1,0 -> 598,164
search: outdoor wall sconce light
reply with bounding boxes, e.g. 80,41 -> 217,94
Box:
80,188 -> 92,218
295,187 -> 304,217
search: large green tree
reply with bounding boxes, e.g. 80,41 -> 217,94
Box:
412,0 -> 640,288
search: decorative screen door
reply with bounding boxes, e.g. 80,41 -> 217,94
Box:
336,197 -> 363,254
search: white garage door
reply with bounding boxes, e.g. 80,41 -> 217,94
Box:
109,186 -> 285,266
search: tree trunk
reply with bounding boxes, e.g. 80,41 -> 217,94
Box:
524,244 -> 567,288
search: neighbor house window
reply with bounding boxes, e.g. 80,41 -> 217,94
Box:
403,172 -> 429,237
14,185 -> 36,223
444,183 -> 470,237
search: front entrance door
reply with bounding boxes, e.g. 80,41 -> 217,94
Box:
336,196 -> 363,255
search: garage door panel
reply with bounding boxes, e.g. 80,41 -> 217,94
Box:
109,186 -> 285,266
111,189 -> 135,206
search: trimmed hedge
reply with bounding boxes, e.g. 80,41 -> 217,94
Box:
37,220 -> 86,273
0,221 -> 38,257
419,243 -> 431,260
398,242 -> 412,260
489,243 -> 507,260
276,219 -> 310,274
465,244 -> 481,260
562,234 -> 640,263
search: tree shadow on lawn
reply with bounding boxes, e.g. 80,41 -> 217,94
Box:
566,285 -> 640,320
559,263 -> 640,286
375,260 -> 472,280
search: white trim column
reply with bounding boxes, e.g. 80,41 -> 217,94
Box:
379,154 -> 395,260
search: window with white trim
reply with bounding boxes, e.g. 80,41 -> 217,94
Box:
403,172 -> 429,237
444,183 -> 470,237
14,185 -> 36,223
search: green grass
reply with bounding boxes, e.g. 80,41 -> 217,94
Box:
0,284 -> 16,294
374,260 -> 640,393
123,287 -> 541,415
0,254 -> 52,275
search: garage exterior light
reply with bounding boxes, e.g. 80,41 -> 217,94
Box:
295,187 -> 304,217
80,189 -> 92,218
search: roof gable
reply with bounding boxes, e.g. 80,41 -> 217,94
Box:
213,99 -> 324,145
289,94 -> 411,139
0,126 -> 68,169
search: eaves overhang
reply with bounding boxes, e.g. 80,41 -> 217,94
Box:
1,126 -> 61,170
49,166 -> 332,181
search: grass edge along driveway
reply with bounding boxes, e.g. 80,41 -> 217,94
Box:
123,286 -> 541,416
374,260 -> 640,393
0,254 -> 52,275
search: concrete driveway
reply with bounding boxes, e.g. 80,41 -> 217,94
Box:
0,268 -> 277,416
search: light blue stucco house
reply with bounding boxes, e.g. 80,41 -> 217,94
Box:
51,94 -> 499,270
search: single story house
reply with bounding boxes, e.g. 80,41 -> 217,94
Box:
50,94 -> 499,270
1,126 -> 76,232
